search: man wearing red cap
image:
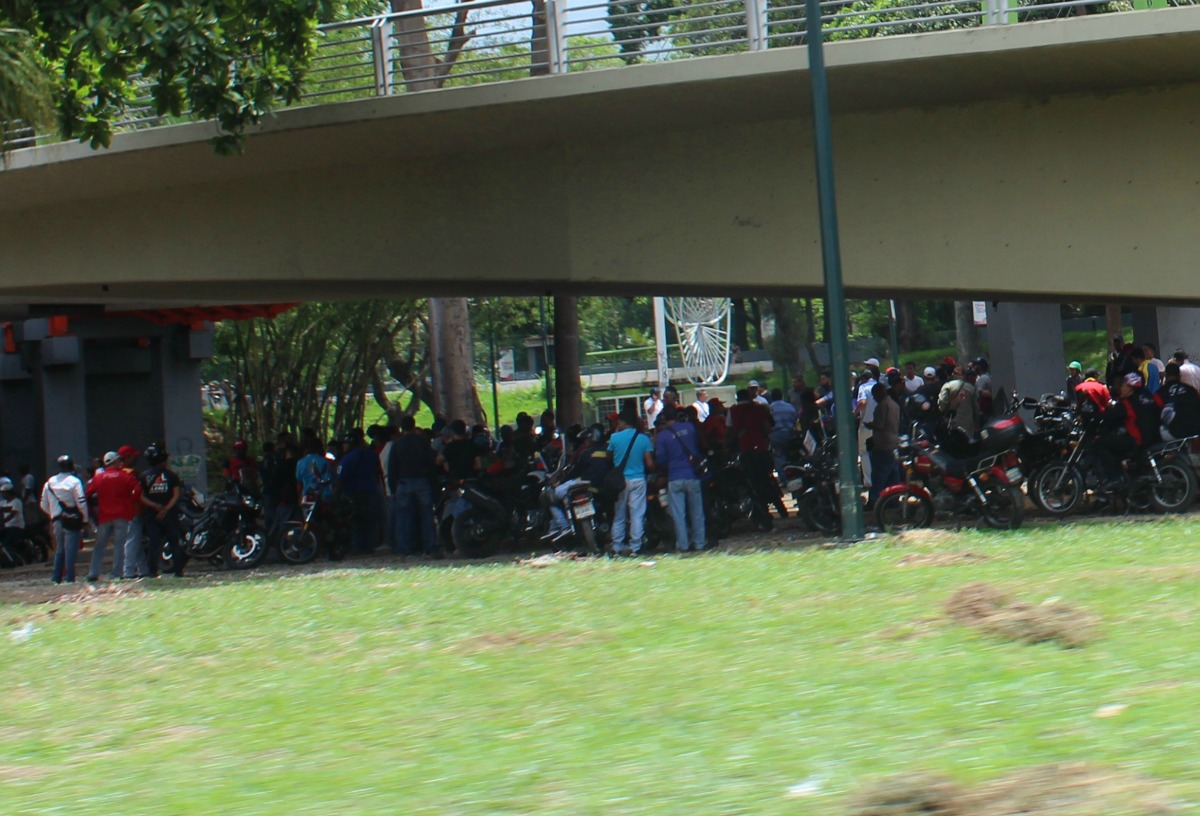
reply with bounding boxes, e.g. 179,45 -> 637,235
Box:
86,447 -> 144,581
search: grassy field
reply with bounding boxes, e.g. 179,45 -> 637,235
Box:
2,517 -> 1198,814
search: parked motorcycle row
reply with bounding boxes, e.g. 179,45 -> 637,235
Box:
875,391 -> 1199,532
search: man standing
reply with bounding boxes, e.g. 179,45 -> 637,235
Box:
335,428 -> 385,555
730,388 -> 787,518
1161,363 -> 1200,440
748,380 -> 769,405
866,382 -> 900,507
643,387 -> 663,428
85,450 -> 142,581
606,410 -> 656,557
767,387 -> 798,472
1173,350 -> 1200,392
938,367 -> 980,437
654,408 -> 707,552
387,415 -> 439,558
900,362 -> 919,394
854,360 -> 881,490
972,358 -> 994,418
42,455 -> 88,585
118,445 -> 147,579
691,389 -> 711,423
140,444 -> 186,578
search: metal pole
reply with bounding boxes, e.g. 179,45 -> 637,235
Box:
889,299 -> 901,370
806,0 -> 864,542
539,296 -> 553,413
489,310 -> 500,430
653,297 -> 670,392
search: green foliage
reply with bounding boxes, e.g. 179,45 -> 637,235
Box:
8,1 -> 323,152
0,24 -> 54,152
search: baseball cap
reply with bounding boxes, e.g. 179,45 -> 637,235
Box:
1123,371 -> 1144,388
863,358 -> 880,368
923,366 -> 937,377
708,397 -> 724,410
943,356 -> 957,365
1068,361 -> 1083,371
117,445 -> 140,459
103,451 -> 120,467
748,379 -> 759,387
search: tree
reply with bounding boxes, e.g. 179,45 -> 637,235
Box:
6,1 -> 324,153
0,24 -> 52,155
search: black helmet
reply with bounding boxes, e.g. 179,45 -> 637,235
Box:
57,454 -> 75,472
144,443 -> 167,464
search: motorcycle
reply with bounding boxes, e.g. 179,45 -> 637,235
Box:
706,454 -> 774,536
782,437 -> 842,536
1032,421 -> 1198,516
451,464 -> 550,558
875,417 -> 1027,532
182,481 -> 268,569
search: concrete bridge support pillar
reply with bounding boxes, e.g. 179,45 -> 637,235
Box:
157,326 -> 212,494
986,302 -> 1066,404
36,338 -> 89,473
1149,308 -> 1200,361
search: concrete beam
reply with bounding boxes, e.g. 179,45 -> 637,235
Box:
987,302 -> 1067,403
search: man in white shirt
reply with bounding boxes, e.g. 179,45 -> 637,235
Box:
691,389 -> 710,423
855,359 -> 880,489
1143,342 -> 1165,375
903,361 -> 922,393
749,380 -> 769,405
643,387 -> 663,428
1172,350 -> 1200,392
41,455 -> 89,585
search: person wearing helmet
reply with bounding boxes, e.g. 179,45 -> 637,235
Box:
139,444 -> 186,578
1094,371 -> 1164,490
41,455 -> 89,584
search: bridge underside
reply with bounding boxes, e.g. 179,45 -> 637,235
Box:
4,9 -> 1200,312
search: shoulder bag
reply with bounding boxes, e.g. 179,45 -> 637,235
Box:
603,431 -> 640,494
667,426 -> 711,480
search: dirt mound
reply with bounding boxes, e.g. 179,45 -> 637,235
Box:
944,582 -> 1097,648
898,552 -> 990,567
890,529 -> 959,547
850,763 -> 1179,815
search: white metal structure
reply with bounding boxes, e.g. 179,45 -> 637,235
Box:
664,297 -> 732,386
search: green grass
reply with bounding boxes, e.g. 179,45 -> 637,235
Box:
366,385 -> 553,430
3,518 -> 1200,813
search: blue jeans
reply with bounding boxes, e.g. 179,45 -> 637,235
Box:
667,478 -> 706,552
869,448 -> 901,507
347,492 -> 384,554
123,514 -> 143,578
610,477 -> 647,554
51,521 -> 81,583
89,518 -> 129,580
392,479 -> 436,556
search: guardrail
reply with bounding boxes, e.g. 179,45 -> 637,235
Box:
2,0 -> 1180,148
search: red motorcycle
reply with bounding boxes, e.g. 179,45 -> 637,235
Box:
875,416 -> 1027,531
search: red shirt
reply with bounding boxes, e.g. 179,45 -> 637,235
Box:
729,401 -> 771,453
1075,379 -> 1110,412
86,467 -> 144,523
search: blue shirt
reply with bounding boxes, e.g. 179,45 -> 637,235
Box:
654,422 -> 702,481
336,445 -> 383,495
296,454 -> 332,502
607,428 -> 655,480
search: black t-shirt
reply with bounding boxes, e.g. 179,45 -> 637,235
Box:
442,438 -> 479,480
140,466 -> 182,511
1163,382 -> 1200,438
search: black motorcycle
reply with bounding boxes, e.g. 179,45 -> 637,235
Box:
706,454 -> 774,536
451,466 -> 550,558
181,481 -> 268,569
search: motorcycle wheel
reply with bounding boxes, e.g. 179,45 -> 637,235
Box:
575,521 -> 599,555
875,491 -> 934,532
1024,468 -> 1046,512
1033,463 -> 1084,517
1150,460 -> 1198,514
225,529 -> 268,569
981,483 -> 1024,530
451,508 -> 495,559
799,489 -> 840,535
279,523 -> 321,565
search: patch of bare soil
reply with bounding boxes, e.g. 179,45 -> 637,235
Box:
849,762 -> 1180,815
944,582 -> 1097,648
890,529 -> 959,547
898,552 -> 991,567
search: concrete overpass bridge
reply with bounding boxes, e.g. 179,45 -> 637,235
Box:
5,3 -> 1200,477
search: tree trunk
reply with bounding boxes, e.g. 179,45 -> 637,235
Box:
553,295 -> 583,428
767,298 -> 806,384
428,297 -> 483,423
529,0 -> 551,76
896,299 -> 922,351
1105,304 -> 1123,345
390,0 -> 440,91
748,298 -> 763,349
731,298 -> 749,352
954,301 -> 980,365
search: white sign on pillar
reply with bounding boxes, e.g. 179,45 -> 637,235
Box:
497,348 -> 515,381
972,301 -> 988,326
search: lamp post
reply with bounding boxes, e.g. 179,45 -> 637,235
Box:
806,0 -> 864,541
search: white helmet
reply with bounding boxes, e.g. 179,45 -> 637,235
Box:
0,477 -> 13,492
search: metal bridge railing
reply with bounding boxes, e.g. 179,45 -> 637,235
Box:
2,0 -> 1180,149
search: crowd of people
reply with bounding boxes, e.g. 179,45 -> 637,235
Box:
19,333 -> 1200,583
